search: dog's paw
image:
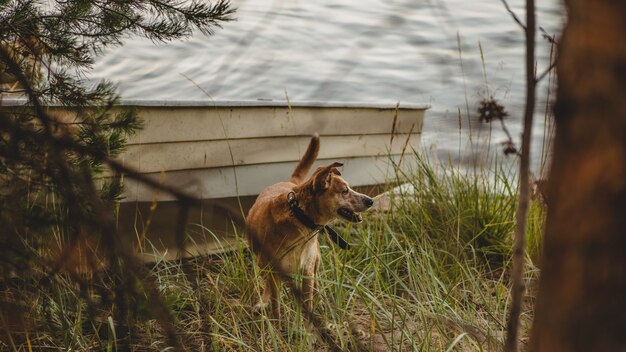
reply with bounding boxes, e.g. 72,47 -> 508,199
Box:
325,322 -> 336,331
251,302 -> 267,314
352,326 -> 369,339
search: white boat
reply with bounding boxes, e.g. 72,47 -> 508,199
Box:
117,100 -> 429,202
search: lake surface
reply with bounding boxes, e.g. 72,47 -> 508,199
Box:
90,0 -> 565,169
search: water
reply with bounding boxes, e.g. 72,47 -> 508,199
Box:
90,0 -> 565,167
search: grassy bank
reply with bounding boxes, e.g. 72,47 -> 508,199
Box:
1,153 -> 545,351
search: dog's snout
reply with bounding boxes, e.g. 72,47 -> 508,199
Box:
364,196 -> 374,208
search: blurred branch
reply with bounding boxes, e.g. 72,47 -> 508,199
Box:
539,26 -> 558,45
505,0 -> 536,350
500,0 -> 526,31
536,61 -> 556,84
536,30 -> 557,84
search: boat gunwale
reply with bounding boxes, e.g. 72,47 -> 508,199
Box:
124,131 -> 422,146
1,99 -> 431,110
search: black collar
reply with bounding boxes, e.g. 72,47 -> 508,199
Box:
287,191 -> 350,250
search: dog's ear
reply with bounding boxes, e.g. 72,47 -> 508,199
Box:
312,162 -> 343,192
327,162 -> 343,175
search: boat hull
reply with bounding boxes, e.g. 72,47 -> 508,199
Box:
117,100 -> 428,202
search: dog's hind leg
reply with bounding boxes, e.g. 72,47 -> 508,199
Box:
254,272 -> 281,318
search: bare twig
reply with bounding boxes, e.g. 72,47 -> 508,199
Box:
500,0 -> 526,31
504,0 -> 536,351
536,61 -> 556,84
539,27 -> 558,45
105,158 -> 199,205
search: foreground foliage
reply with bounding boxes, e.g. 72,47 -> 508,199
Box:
0,154 -> 545,350
0,0 -> 234,349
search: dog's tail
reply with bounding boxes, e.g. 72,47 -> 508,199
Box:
290,133 -> 320,184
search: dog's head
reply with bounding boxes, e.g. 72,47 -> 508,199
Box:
309,162 -> 374,223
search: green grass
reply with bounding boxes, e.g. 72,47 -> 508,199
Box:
0,152 -> 546,351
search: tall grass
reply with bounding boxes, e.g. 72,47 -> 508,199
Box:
0,149 -> 546,351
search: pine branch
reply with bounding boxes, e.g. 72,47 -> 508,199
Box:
0,44 -> 187,349
0,0 -> 236,348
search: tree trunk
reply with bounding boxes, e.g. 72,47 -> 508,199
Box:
529,1 -> 626,351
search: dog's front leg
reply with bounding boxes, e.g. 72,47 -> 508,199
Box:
302,255 -> 320,314
302,274 -> 315,313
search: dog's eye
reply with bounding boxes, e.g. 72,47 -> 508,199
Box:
342,188 -> 349,195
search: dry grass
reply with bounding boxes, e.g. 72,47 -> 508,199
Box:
0,152 -> 546,351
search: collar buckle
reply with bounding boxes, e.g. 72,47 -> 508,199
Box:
287,191 -> 298,208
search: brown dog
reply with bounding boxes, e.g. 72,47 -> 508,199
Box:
246,133 -> 374,317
